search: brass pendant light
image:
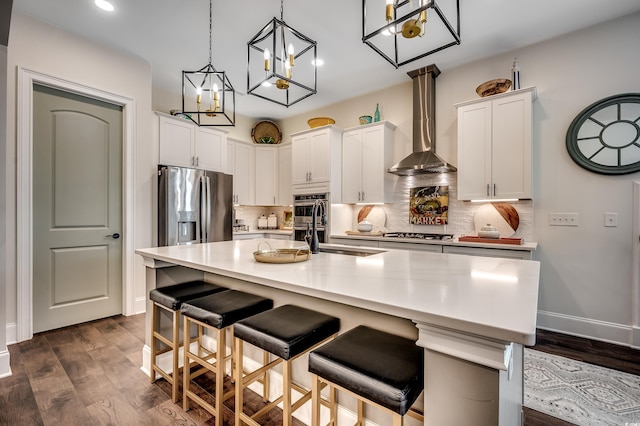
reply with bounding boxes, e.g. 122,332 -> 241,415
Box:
363,0 -> 461,68
182,0 -> 235,126
247,0 -> 317,107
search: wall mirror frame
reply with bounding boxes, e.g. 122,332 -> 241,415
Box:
566,93 -> 640,175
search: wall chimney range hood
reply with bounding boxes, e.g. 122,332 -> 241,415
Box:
387,64 -> 457,175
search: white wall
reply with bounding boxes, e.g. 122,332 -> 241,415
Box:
281,12 -> 640,346
5,13 -> 155,332
0,44 -> 9,377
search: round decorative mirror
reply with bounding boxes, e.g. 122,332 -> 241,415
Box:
566,93 -> 640,175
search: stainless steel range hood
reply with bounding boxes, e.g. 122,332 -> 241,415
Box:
387,64 -> 457,175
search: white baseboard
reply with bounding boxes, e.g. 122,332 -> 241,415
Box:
537,310 -> 633,347
134,297 -> 146,315
632,327 -> 640,349
0,350 -> 12,379
6,323 -> 16,345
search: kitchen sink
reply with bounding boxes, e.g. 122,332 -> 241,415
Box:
318,245 -> 386,257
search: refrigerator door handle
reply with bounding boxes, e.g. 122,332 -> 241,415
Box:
205,175 -> 212,242
200,176 -> 207,242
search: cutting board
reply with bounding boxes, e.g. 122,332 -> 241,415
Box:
357,205 -> 386,232
473,202 -> 519,238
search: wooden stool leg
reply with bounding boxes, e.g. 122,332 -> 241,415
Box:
393,413 -> 403,426
283,359 -> 292,426
214,328 -> 225,426
357,399 -> 365,425
262,350 -> 270,402
183,315 -> 191,411
311,374 -> 320,426
329,385 -> 337,425
172,309 -> 180,403
234,337 -> 244,426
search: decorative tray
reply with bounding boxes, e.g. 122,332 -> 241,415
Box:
458,236 -> 524,245
253,248 -> 311,264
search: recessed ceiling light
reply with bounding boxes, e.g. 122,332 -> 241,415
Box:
312,59 -> 324,67
95,0 -> 114,12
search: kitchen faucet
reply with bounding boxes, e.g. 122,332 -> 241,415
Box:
305,199 -> 326,254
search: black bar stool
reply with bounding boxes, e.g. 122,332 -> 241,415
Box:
233,304 -> 340,426
149,280 -> 227,402
181,290 -> 273,426
308,325 -> 424,426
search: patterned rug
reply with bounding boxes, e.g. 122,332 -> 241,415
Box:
524,349 -> 640,425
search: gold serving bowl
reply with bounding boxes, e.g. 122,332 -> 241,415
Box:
307,117 -> 336,128
476,79 -> 512,97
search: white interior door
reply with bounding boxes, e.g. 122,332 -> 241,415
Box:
32,84 -> 123,333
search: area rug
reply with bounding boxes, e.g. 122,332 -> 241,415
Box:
524,349 -> 640,425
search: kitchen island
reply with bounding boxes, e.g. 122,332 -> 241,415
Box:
136,239 -> 540,426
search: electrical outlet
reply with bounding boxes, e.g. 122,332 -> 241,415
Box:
549,212 -> 580,226
604,212 -> 618,227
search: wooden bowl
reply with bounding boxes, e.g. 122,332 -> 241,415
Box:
476,79 -> 512,97
307,117 -> 335,128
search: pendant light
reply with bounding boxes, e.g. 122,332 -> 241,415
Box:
247,0 -> 317,107
182,0 -> 235,126
363,0 -> 461,68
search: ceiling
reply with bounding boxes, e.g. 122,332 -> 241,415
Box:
11,0 -> 640,120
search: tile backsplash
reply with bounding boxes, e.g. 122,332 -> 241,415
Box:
235,174 -> 534,241
344,173 -> 534,241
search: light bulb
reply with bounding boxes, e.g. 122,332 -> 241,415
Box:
386,0 -> 394,22
285,61 -> 291,79
287,43 -> 295,67
212,83 -> 220,110
196,86 -> 202,104
264,48 -> 270,72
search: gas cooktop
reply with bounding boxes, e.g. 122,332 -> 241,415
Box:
384,232 -> 454,241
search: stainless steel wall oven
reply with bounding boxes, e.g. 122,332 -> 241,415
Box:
293,193 -> 329,243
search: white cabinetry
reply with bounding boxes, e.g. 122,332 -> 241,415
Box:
227,139 -> 255,205
158,113 -> 227,172
255,146 -> 279,206
278,144 -> 292,205
378,241 -> 442,253
342,121 -> 396,204
442,245 -> 533,260
455,87 -> 536,201
291,126 -> 342,196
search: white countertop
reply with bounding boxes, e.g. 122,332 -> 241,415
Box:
136,239 -> 540,345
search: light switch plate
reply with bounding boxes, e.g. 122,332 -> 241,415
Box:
604,212 -> 618,227
549,212 -> 580,226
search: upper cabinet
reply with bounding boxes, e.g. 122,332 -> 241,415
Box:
158,113 -> 227,172
342,121 -> 396,204
227,139 -> 255,205
291,125 -> 342,197
455,87 -> 536,201
254,145 -> 279,206
278,144 -> 293,206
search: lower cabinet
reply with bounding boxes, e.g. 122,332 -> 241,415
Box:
442,245 -> 533,260
329,237 -> 380,248
378,241 -> 443,253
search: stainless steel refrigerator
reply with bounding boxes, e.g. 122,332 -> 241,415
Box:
158,165 -> 233,246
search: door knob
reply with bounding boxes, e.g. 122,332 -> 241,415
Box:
108,233 -> 120,239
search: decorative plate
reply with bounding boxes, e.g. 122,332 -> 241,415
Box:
252,120 -> 282,144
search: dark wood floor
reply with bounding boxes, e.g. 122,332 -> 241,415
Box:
1,314 -> 638,425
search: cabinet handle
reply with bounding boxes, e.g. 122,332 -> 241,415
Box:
196,157 -> 199,167
493,183 -> 496,197
273,196 -> 276,204
362,191 -> 365,201
486,184 -> 490,197
192,156 -> 195,166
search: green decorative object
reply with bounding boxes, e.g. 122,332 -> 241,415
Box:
374,103 -> 380,122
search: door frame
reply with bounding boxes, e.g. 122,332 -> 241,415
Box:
16,67 -> 136,342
